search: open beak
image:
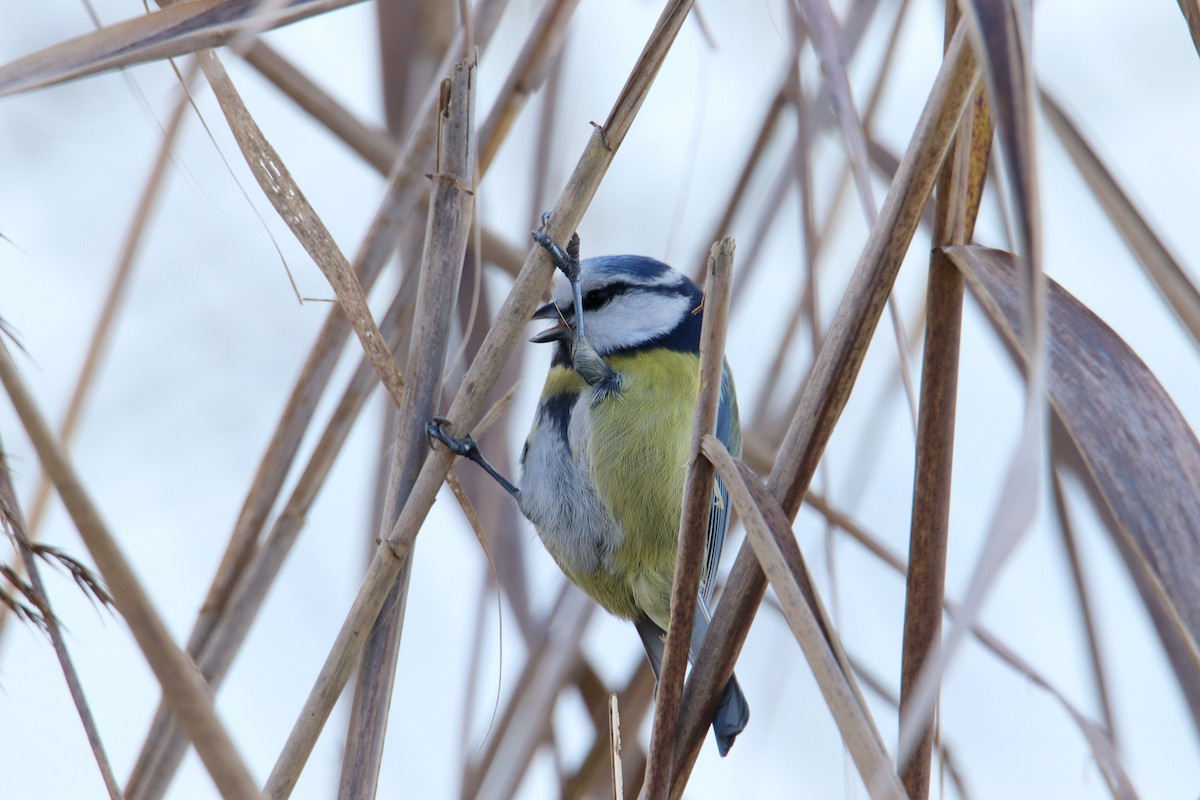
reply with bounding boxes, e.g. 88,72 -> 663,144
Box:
529,301 -> 573,343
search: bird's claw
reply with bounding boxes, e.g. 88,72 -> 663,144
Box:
426,416 -> 478,458
531,212 -> 581,283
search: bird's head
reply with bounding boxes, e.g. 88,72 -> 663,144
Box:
530,255 -> 703,356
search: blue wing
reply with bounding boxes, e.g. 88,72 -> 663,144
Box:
700,362 -> 740,607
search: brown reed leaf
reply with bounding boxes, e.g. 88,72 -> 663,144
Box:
947,243 -> 1200,735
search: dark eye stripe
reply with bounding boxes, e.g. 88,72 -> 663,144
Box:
582,282 -> 632,311
580,281 -> 684,312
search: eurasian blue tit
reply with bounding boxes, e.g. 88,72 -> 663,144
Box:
428,219 -> 749,756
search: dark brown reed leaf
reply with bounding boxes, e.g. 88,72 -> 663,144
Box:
0,0 -> 366,97
1040,90 -> 1200,349
947,243 -> 1200,736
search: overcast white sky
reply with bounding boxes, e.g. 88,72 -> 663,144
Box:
1,1 -> 1198,798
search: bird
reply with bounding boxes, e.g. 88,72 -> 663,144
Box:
428,216 -> 749,756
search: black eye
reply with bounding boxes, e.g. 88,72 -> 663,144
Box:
582,283 -> 631,311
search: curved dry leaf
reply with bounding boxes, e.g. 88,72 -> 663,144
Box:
947,244 -> 1200,734
0,0 -> 365,98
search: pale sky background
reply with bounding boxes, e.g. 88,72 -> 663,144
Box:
0,1 -> 1199,798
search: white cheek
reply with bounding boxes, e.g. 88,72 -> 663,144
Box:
586,293 -> 690,353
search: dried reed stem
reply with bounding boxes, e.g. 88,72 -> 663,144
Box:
262,3 -> 701,794
643,238 -> 734,797
898,7 -> 991,796
669,23 -> 979,796
339,58 -> 477,799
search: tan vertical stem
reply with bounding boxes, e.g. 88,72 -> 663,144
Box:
337,60 -> 477,799
642,239 -> 735,797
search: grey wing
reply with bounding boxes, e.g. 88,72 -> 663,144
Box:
700,363 -> 741,607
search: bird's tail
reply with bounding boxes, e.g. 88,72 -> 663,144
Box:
635,602 -> 752,757
713,671 -> 750,756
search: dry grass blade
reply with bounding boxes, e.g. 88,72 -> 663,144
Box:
197,49 -> 405,407
947,243 -> 1200,734
1040,90 -> 1200,348
0,447 -> 121,800
669,23 -> 979,794
0,343 -> 259,800
242,39 -> 398,173
0,0 -> 366,97
700,437 -> 905,799
262,4 -> 700,795
339,57 -> 476,799
643,238 -> 735,797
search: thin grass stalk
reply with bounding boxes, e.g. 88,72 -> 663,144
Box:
262,4 -> 702,794
793,0 -> 920,433
461,582 -> 573,799
669,24 -> 979,795
0,446 -> 122,800
1049,420 -> 1119,739
642,239 -> 735,798
339,58 -> 477,799
242,39 -> 398,172
702,438 -> 906,799
898,5 -> 991,793
0,342 -> 258,800
804,488 -> 1139,797
758,0 -> 915,435
123,272 -> 417,800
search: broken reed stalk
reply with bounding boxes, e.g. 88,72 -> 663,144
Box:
0,342 -> 259,800
0,446 -> 121,800
642,238 -> 735,797
899,4 -> 991,795
338,59 -> 477,800
262,3 -> 700,795
668,22 -> 980,797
